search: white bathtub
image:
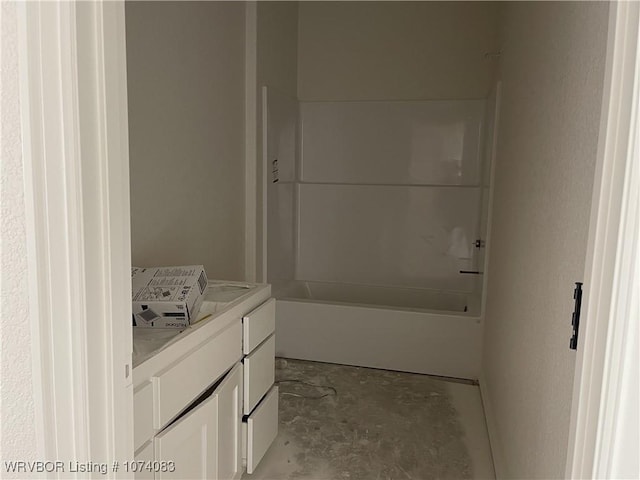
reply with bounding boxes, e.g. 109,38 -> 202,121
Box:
274,281 -> 483,380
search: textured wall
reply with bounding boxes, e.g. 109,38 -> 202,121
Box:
0,0 -> 39,469
126,2 -> 246,280
481,2 -> 608,478
297,1 -> 501,101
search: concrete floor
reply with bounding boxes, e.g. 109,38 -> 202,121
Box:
245,359 -> 495,480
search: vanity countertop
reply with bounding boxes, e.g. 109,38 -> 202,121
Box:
132,280 -> 269,372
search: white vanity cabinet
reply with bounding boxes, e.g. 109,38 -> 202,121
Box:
154,363 -> 243,480
132,283 -> 276,480
241,299 -> 279,475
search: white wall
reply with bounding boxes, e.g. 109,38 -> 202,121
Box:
299,101 -> 485,185
296,100 -> 486,291
297,1 -> 501,101
297,183 -> 481,291
254,1 -> 299,283
0,1 -> 39,468
264,89 -> 298,286
481,2 -> 609,478
256,2 -> 298,97
126,2 -> 246,280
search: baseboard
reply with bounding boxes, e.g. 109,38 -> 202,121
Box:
479,375 -> 506,479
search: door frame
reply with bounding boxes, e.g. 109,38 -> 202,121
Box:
18,0 -> 134,472
566,1 -> 639,477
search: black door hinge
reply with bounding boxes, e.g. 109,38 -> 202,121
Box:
569,282 -> 583,350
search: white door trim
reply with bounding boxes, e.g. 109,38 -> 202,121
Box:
18,1 -> 133,473
260,86 -> 269,284
566,1 -> 640,477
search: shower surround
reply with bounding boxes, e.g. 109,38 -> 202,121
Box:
264,88 -> 498,380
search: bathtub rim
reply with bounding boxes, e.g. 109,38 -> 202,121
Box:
277,295 -> 481,319
272,279 -> 482,317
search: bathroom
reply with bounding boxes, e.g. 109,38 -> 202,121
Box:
125,1 -> 608,478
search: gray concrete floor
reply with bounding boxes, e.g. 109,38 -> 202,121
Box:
245,359 -> 494,480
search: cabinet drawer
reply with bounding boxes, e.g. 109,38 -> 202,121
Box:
245,386 -> 279,475
243,299 -> 275,354
134,381 -> 154,451
243,334 -> 275,415
153,320 -> 242,429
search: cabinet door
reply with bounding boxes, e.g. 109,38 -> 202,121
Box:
134,382 -> 154,451
154,363 -> 243,480
214,363 -> 243,480
134,441 -> 154,480
154,395 -> 218,479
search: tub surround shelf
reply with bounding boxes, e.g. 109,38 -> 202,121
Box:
132,281 -> 277,479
